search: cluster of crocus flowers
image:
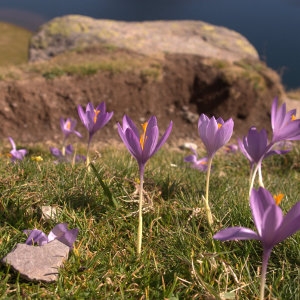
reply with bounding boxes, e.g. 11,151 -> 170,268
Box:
50,144 -> 86,164
196,114 -> 234,225
50,118 -> 83,164
78,102 -> 113,166
8,137 -> 27,162
118,115 -> 173,255
24,223 -> 79,249
214,187 -> 300,300
239,98 -> 300,193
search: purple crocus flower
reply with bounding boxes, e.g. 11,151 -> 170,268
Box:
24,223 -> 79,249
198,114 -> 234,158
118,115 -> 172,255
223,144 -> 238,154
239,127 -> 290,194
78,102 -> 113,166
271,97 -> 300,143
8,137 -> 27,162
184,148 -> 208,172
78,102 -> 113,145
214,187 -> 300,300
117,115 -> 173,172
60,118 -> 82,140
197,114 -> 234,225
50,144 -> 86,164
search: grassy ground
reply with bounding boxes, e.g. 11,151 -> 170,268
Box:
0,141 -> 300,299
0,22 -> 32,67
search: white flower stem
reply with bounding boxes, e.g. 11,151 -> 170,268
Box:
249,163 -> 259,196
258,166 -> 264,188
259,249 -> 271,300
137,165 -> 145,256
62,137 -> 66,156
204,157 -> 213,225
86,139 -> 91,170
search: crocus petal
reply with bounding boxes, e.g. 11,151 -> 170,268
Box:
78,105 -> 89,130
24,229 -> 48,246
153,121 -> 173,155
238,138 -> 253,165
271,97 -> 284,132
57,228 -> 79,248
96,102 -> 106,113
46,223 -> 79,248
10,149 -> 27,160
274,202 -> 300,244
47,223 -> 69,242
122,115 -> 140,138
93,111 -> 113,132
50,147 -> 62,158
213,227 -> 259,241
184,154 -> 198,164
8,137 -> 16,150
274,121 -> 300,141
65,144 -> 74,155
260,204 -> 283,249
250,188 -> 275,236
242,127 -> 269,163
271,97 -> 300,142
124,128 -> 143,161
214,118 -> 234,151
142,125 -> 159,162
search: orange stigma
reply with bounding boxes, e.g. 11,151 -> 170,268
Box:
291,114 -> 296,121
217,123 -> 222,129
93,109 -> 100,123
139,122 -> 148,150
66,120 -> 71,130
273,193 -> 284,206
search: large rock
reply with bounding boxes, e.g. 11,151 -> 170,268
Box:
0,16 -> 285,144
29,15 -> 259,63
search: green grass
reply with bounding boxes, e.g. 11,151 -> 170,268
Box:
0,22 -> 32,66
0,143 -> 300,299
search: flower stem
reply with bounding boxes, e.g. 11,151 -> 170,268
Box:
259,248 -> 271,300
204,157 -> 213,225
137,164 -> 145,256
258,166 -> 264,188
86,138 -> 91,169
62,137 -> 66,156
249,163 -> 259,196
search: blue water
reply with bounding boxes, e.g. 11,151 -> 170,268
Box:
0,0 -> 299,89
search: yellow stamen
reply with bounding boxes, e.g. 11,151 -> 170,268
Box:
273,193 -> 284,206
66,120 -> 71,130
139,122 -> 148,150
218,123 -> 222,129
291,114 -> 296,121
93,109 -> 100,123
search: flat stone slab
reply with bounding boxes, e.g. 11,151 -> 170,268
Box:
2,239 -> 70,282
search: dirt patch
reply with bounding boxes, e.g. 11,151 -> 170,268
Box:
0,47 -> 285,148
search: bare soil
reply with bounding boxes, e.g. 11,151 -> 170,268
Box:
0,47 -> 288,149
